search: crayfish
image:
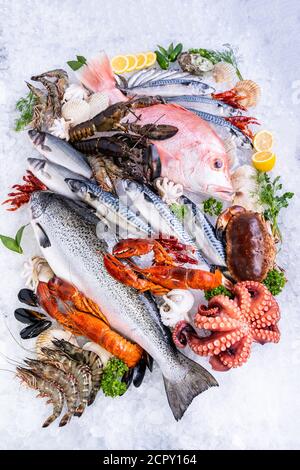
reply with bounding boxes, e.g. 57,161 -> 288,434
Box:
104,238 -> 223,296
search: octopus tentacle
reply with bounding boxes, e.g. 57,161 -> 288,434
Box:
210,335 -> 252,370
197,305 -> 219,317
194,313 -> 243,332
208,295 -> 241,320
232,284 -> 251,317
252,325 -> 280,344
240,281 -> 273,323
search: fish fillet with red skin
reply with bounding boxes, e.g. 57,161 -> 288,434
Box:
76,52 -> 233,199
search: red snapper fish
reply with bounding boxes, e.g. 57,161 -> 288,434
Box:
77,52 -> 233,200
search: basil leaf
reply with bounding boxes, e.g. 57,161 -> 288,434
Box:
169,43 -> 183,61
157,45 -> 168,57
0,235 -> 23,254
76,55 -> 87,65
168,43 -> 174,55
15,224 -> 27,247
155,51 -> 169,70
67,60 -> 83,71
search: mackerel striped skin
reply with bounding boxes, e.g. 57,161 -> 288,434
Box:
66,179 -> 153,239
166,95 -> 241,117
126,68 -> 205,88
117,180 -> 209,267
185,108 -> 252,146
129,79 -> 214,97
180,195 -> 226,267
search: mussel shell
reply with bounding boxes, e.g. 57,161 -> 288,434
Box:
20,320 -> 52,339
18,288 -> 39,307
145,353 -> 153,372
133,358 -> 147,388
14,308 -> 46,325
122,368 -> 134,388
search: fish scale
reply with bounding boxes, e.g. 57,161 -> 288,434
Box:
30,191 -> 217,421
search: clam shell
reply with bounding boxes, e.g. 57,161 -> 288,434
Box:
88,92 -> 109,119
83,342 -> 112,366
62,99 -> 90,125
36,328 -> 78,357
212,62 -> 237,84
234,80 -> 261,107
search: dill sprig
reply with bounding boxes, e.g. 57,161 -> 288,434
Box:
15,91 -> 36,131
189,44 -> 243,80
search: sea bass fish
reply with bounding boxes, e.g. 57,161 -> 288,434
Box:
30,191 -> 218,420
28,130 -> 92,178
27,158 -> 89,200
76,53 -> 233,200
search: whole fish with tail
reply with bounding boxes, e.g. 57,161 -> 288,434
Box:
30,191 -> 218,420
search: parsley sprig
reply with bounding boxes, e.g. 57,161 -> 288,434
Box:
256,172 -> 294,240
202,197 -> 223,217
15,91 -> 36,131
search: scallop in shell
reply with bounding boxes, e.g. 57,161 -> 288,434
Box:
212,62 -> 237,84
88,92 -> 109,119
62,99 -> 90,126
83,342 -> 112,366
36,328 -> 78,357
234,80 -> 261,108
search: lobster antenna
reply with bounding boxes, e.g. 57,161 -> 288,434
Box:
0,313 -> 35,354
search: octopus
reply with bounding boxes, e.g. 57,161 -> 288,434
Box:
216,206 -> 276,282
173,281 -> 280,371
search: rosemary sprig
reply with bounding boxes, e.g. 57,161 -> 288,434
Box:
189,44 -> 243,80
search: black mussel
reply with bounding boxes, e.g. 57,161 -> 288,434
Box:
20,320 -> 52,339
14,308 -> 46,325
145,352 -> 153,372
133,357 -> 147,388
122,367 -> 134,388
18,288 -> 39,307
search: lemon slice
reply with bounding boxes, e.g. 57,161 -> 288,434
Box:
135,53 -> 147,70
111,55 -> 129,74
252,151 -> 276,172
253,130 -> 274,152
145,51 -> 157,67
125,54 -> 138,72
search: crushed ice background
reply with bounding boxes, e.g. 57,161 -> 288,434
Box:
0,0 -> 299,450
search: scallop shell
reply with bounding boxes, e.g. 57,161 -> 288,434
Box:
83,342 -> 112,366
36,328 -> 78,358
63,83 -> 89,102
212,62 -> 237,84
234,80 -> 261,108
62,99 -> 90,125
231,164 -> 263,211
88,92 -> 109,119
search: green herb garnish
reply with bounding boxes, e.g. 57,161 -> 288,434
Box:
202,197 -> 223,217
170,203 -> 188,221
263,268 -> 286,296
256,172 -> 294,240
0,225 -> 28,254
101,358 -> 128,398
155,42 -> 183,69
205,285 -> 233,301
67,55 -> 87,71
189,44 -> 243,80
15,91 -> 36,131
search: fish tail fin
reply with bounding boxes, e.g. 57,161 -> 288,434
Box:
76,51 -> 116,93
163,352 -> 218,421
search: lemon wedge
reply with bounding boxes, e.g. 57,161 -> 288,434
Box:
111,55 -> 129,74
145,51 -> 157,67
252,151 -> 276,172
253,130 -> 274,152
125,54 -> 138,72
135,53 -> 147,70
